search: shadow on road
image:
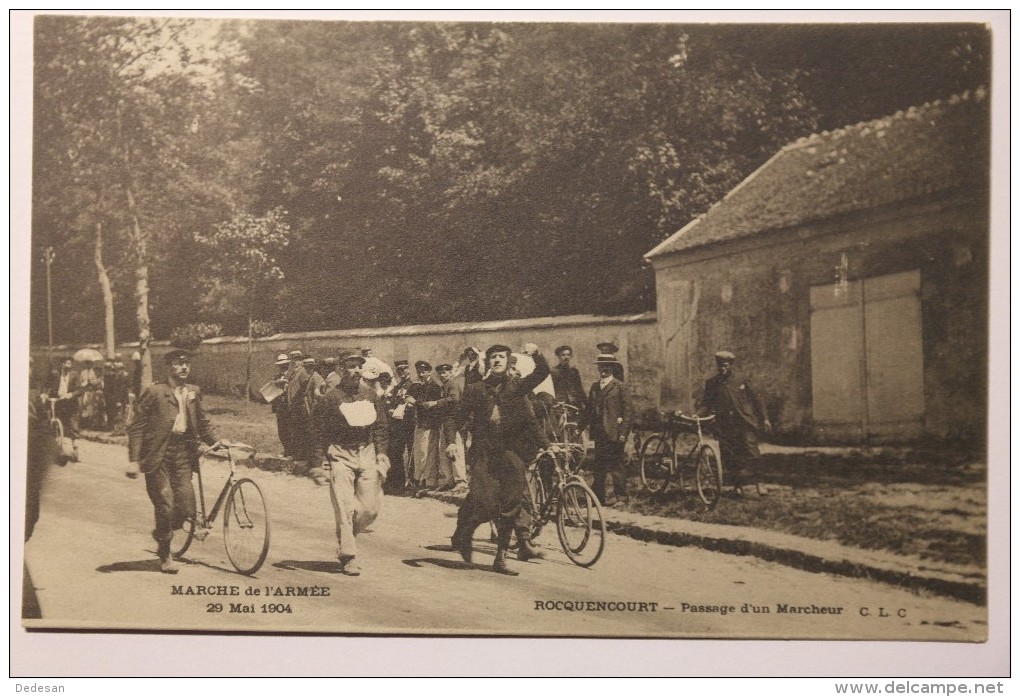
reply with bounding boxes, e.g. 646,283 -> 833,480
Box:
402,557 -> 475,571
272,559 -> 345,574
97,559 -> 163,573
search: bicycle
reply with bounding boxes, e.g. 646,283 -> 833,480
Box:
523,445 -> 606,567
638,412 -> 722,510
171,440 -> 271,576
47,398 -> 79,463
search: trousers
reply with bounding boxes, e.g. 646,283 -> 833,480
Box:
412,426 -> 440,486
145,437 -> 197,556
326,443 -> 385,559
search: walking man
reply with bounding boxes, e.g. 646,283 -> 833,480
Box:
584,346 -> 630,507
48,358 -> 82,446
701,350 -> 771,497
449,342 -> 550,576
126,347 -> 218,574
312,350 -> 390,576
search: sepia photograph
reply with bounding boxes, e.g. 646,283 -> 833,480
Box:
11,9 -> 1008,677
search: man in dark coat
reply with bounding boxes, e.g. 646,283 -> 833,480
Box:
284,350 -> 313,465
448,342 -> 550,575
550,345 -> 586,409
126,347 -> 218,573
312,350 -> 390,576
700,350 -> 772,497
269,353 -> 292,456
583,347 -> 631,506
384,359 -> 414,493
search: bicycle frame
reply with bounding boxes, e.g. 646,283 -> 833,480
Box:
194,442 -> 249,531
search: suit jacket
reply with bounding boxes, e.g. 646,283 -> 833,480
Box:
128,382 -> 218,472
48,369 -> 81,400
448,353 -> 550,462
702,373 -> 768,433
585,377 -> 630,442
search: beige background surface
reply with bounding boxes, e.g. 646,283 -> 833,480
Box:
9,9 -> 1010,677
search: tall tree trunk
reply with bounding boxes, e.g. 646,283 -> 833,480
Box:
118,103 -> 152,388
125,184 -> 153,388
94,220 -> 117,359
244,283 -> 255,416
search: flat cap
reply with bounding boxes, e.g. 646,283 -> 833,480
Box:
714,350 -> 736,362
554,345 -> 573,356
394,359 -> 410,368
274,353 -> 289,365
288,350 -> 304,360
484,344 -> 512,358
414,360 -> 433,371
435,363 -> 453,371
164,347 -> 193,363
338,350 -> 365,366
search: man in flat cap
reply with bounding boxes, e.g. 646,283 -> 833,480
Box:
550,345 -> 586,410
449,342 -> 550,575
430,362 -> 468,494
269,353 -> 292,456
701,350 -> 771,497
583,345 -> 631,506
405,360 -> 443,494
284,350 -> 313,467
383,359 -> 414,493
312,350 -> 390,576
126,347 -> 218,573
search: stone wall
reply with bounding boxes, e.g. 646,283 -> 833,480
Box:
649,196 -> 988,445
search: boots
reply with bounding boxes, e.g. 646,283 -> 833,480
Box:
517,533 -> 545,562
492,547 -> 519,576
451,527 -> 473,563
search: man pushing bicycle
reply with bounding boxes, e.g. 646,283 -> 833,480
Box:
126,347 -> 218,574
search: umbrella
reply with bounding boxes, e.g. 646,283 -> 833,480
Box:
73,348 -> 105,363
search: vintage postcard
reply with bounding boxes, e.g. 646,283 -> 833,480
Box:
12,9 -> 1008,675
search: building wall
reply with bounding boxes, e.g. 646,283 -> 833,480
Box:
649,197 -> 988,445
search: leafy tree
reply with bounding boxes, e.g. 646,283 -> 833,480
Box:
195,206 -> 291,399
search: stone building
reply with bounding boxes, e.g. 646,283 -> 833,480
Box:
645,90 -> 990,445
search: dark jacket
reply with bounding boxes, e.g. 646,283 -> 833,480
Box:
407,379 -> 443,429
585,377 -> 630,442
312,380 -> 388,463
551,362 -> 586,406
128,382 -> 218,473
702,373 -> 768,433
447,353 -> 550,462
285,365 -> 311,419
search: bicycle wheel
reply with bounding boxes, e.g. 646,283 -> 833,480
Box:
639,435 -> 674,494
524,458 -> 548,539
556,480 -> 606,567
695,444 -> 723,510
223,478 -> 270,575
171,517 -> 196,559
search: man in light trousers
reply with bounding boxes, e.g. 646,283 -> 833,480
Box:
312,350 -> 390,576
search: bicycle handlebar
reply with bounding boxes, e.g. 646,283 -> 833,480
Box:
666,411 -> 715,424
201,440 -> 256,456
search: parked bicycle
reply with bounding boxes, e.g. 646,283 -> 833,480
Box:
638,412 -> 722,509
171,440 -> 270,575
523,445 -> 606,567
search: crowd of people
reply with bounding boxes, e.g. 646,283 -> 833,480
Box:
42,353 -> 138,444
42,337 -> 770,579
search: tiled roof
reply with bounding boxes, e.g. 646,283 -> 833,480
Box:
646,88 -> 990,259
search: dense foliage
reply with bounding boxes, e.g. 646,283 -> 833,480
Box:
31,17 -> 989,345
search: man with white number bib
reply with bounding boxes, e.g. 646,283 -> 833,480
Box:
312,350 -> 390,576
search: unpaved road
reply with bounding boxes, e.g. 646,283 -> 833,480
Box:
22,441 -> 985,640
